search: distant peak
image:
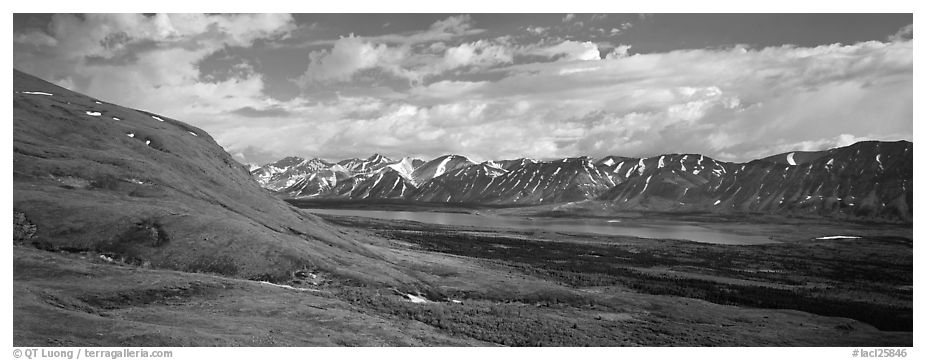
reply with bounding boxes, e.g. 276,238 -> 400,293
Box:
306,157 -> 332,165
441,154 -> 469,161
265,156 -> 305,167
366,153 -> 390,162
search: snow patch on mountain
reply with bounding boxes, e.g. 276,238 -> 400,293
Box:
387,157 -> 422,184
641,175 -> 652,193
434,156 -> 453,178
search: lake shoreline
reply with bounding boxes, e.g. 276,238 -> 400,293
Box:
301,207 -> 777,245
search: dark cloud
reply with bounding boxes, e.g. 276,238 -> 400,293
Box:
230,106 -> 291,118
84,53 -> 139,66
84,39 -> 160,66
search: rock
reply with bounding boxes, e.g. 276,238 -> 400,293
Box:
13,211 -> 37,243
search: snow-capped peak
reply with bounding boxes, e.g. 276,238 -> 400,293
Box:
368,153 -> 388,162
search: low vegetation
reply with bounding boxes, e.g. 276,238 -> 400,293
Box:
322,215 -> 912,332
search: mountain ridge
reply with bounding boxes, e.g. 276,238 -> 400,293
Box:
254,140 -> 912,222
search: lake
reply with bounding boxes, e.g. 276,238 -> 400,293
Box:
304,208 -> 776,245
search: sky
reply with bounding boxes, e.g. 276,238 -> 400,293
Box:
13,13 -> 913,165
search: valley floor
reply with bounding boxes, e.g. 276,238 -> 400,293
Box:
14,207 -> 912,346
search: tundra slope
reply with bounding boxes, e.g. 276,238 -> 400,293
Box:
12,69 -> 427,284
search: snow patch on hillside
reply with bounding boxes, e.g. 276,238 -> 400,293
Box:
23,91 -> 54,96
258,281 -> 318,292
406,294 -> 430,304
786,152 -> 797,166
815,235 -> 860,240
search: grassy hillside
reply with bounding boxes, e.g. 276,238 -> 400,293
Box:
12,69 -> 424,285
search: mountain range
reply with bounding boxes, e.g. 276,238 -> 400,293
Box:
253,141 -> 913,222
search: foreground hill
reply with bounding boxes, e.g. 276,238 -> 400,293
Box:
11,69 -> 421,283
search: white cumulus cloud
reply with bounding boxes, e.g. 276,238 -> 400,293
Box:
532,41 -> 602,61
